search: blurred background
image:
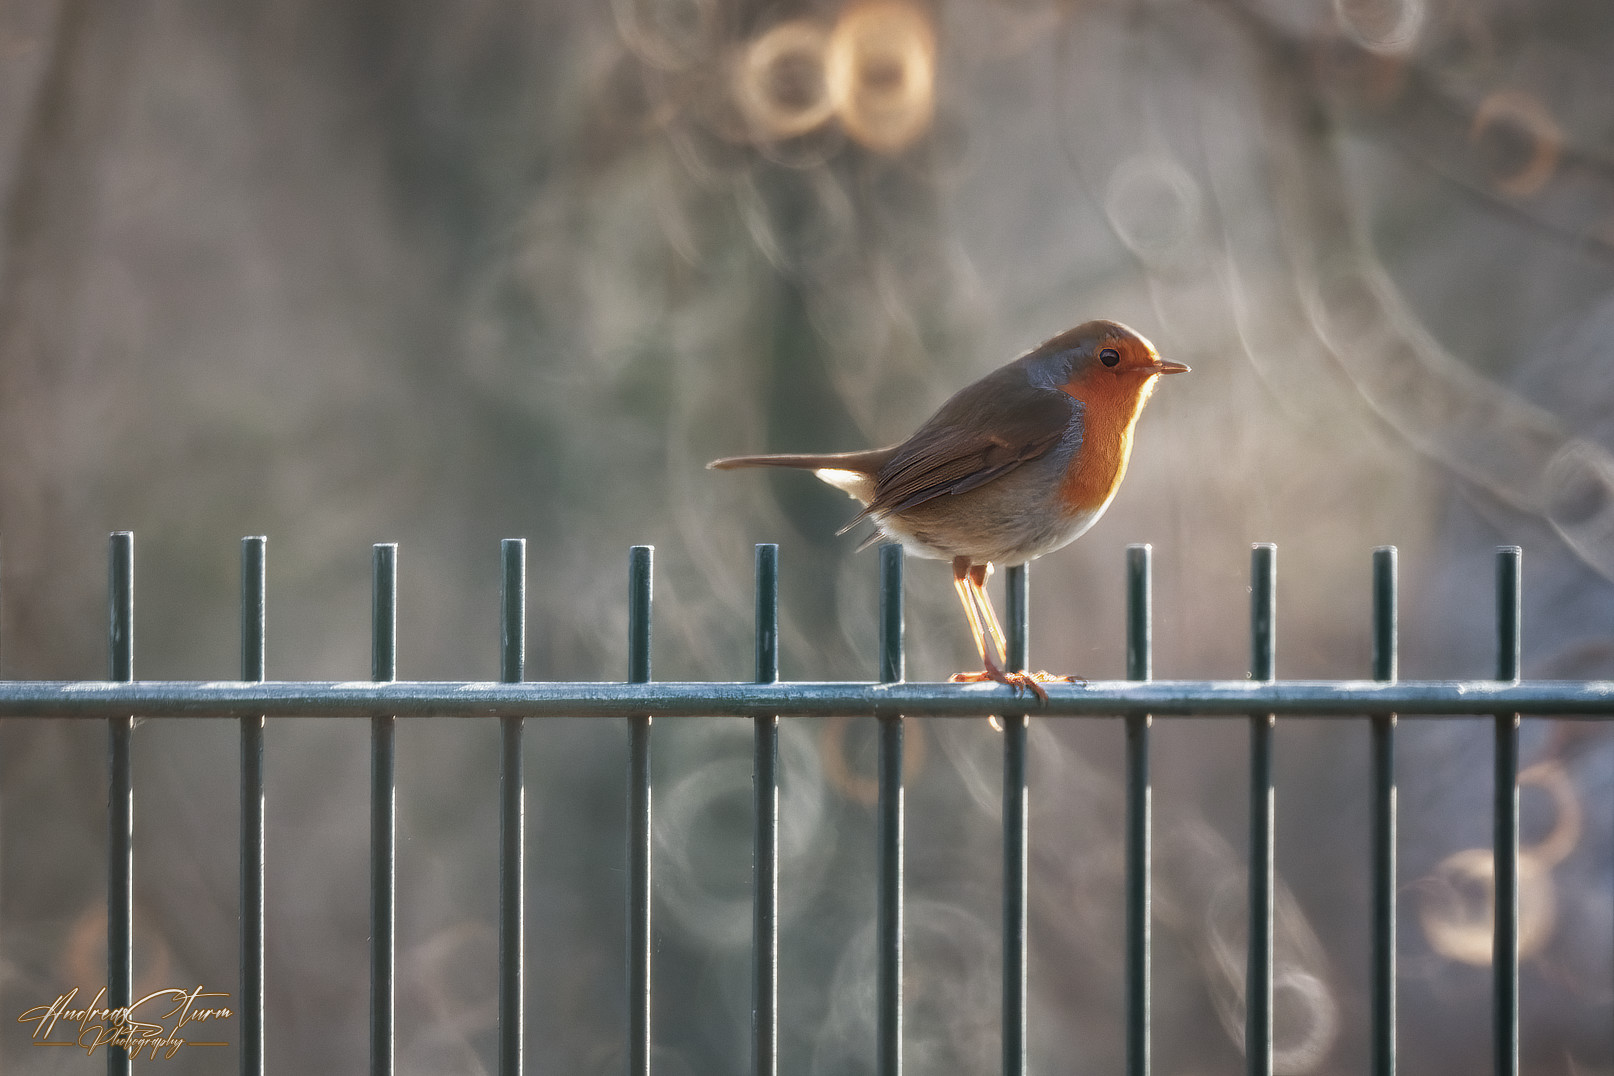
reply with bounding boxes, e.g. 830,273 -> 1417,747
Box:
1,0 -> 1612,1072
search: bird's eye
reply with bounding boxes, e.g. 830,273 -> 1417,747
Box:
1099,347 -> 1121,367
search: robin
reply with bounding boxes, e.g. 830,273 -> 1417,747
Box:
710,319 -> 1188,696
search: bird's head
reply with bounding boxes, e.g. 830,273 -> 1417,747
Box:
1039,320 -> 1190,396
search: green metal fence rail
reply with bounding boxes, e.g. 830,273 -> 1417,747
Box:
0,534 -> 1611,1076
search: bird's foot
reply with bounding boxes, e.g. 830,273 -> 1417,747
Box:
950,667 -> 1046,701
951,667 -> 1085,729
948,668 -> 1084,702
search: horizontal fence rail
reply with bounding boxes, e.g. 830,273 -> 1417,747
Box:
0,534 -> 1610,1076
2,679 -> 1612,717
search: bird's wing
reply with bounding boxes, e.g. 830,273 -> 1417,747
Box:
861,369 -> 1082,520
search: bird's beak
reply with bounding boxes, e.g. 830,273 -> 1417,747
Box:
1149,358 -> 1190,374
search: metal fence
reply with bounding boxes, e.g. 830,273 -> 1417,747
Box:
1,533 -> 1611,1076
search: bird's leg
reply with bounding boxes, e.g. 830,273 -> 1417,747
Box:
950,556 -> 993,667
951,560 -> 1084,704
968,562 -> 1009,666
949,559 -> 1053,702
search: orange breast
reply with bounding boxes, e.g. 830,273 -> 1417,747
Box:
1058,374 -> 1158,515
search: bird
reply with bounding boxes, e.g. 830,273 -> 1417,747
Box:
709,319 -> 1187,696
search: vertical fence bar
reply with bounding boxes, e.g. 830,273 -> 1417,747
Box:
877,544 -> 905,1076
628,546 -> 654,1076
753,544 -> 780,1076
107,532 -> 133,1076
499,539 -> 526,1076
1493,547 -> 1521,1076
371,544 -> 397,1076
1002,564 -> 1029,1076
1370,547 -> 1397,1076
1247,544 -> 1275,1076
241,537 -> 267,1076
1125,544 -> 1153,1076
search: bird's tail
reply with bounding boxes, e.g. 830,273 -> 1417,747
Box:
706,448 -> 891,473
708,448 -> 894,529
